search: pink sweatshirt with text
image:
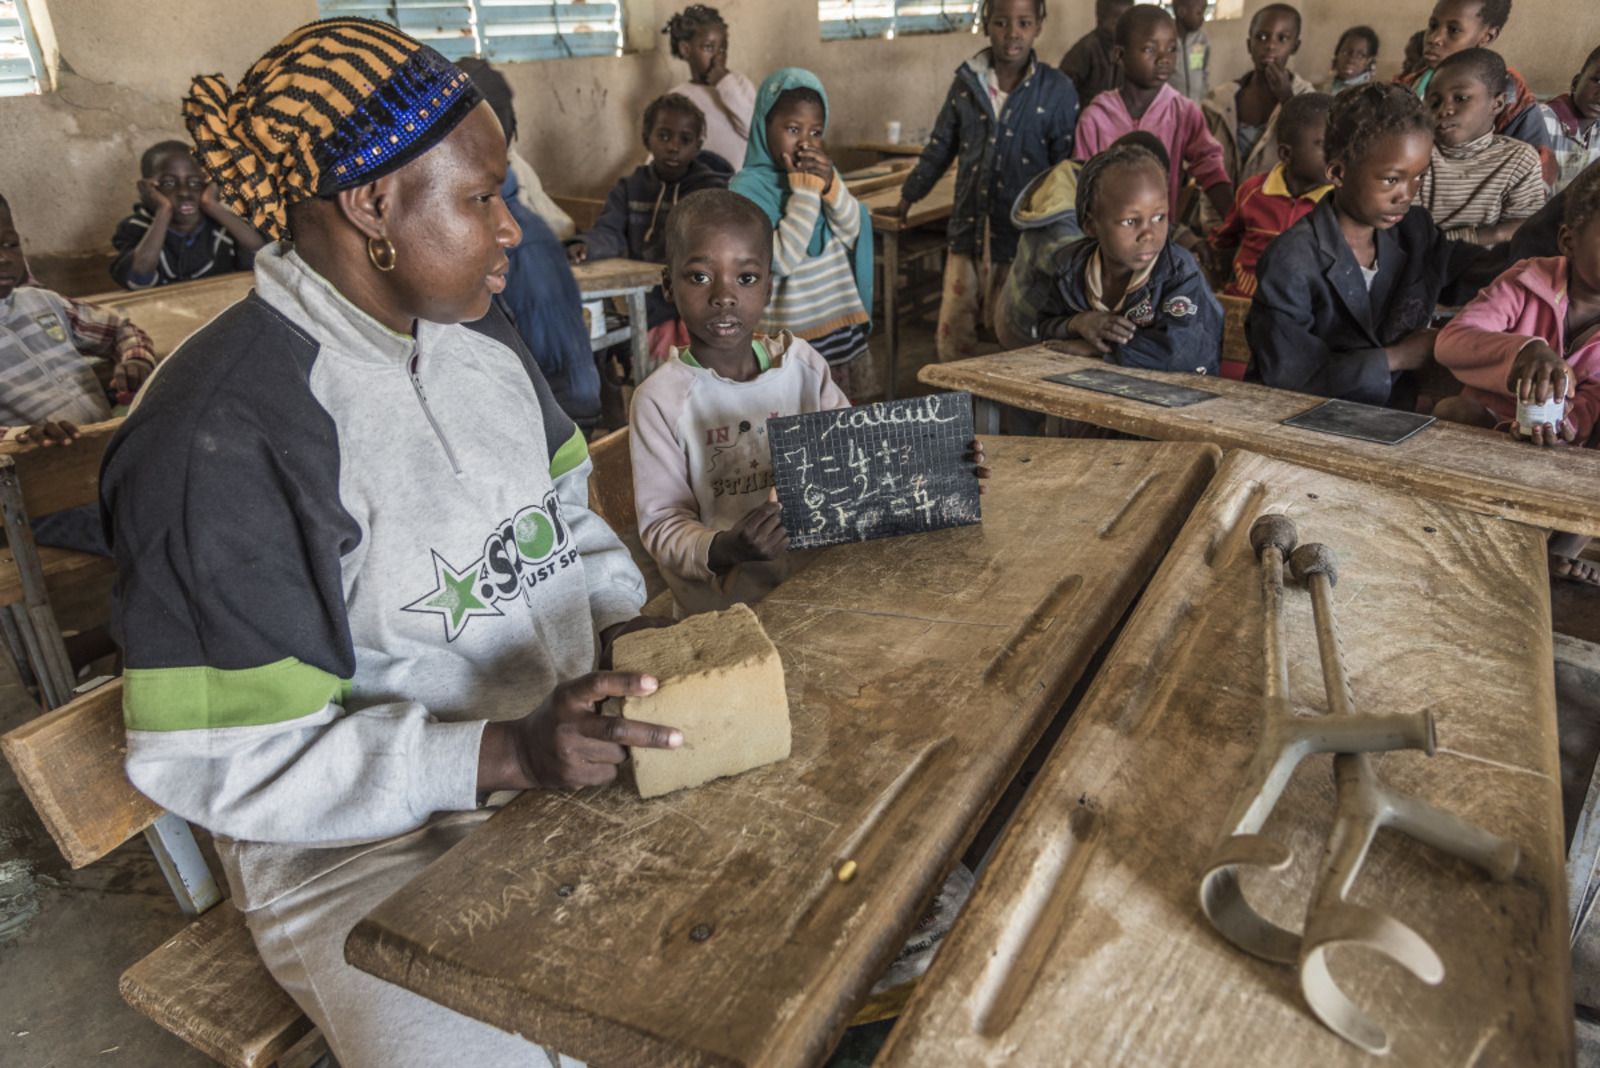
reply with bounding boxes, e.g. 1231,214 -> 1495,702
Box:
1436,256 -> 1600,440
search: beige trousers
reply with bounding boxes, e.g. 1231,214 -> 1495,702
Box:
935,250 -> 1010,363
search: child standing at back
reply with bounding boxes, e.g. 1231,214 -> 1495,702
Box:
110,141 -> 264,289
1170,0 -> 1211,104
1202,4 -> 1315,188
662,5 -> 756,173
730,69 -> 877,397
1419,48 -> 1546,245
1059,0 -> 1132,106
1248,84 -> 1488,406
1325,26 -> 1379,94
1435,164 -> 1600,583
1073,4 -> 1233,221
1541,47 -> 1600,195
893,0 -> 1078,363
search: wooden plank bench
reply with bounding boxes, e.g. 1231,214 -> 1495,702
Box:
1,679 -> 313,1067
876,449 -> 1570,1065
923,346 -> 1600,538
345,437 -> 1222,1066
585,426 -> 665,602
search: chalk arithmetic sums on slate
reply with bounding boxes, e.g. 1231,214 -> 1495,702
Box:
767,392 -> 982,550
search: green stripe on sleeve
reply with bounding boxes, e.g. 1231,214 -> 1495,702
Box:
549,425 -> 589,480
124,658 -> 349,733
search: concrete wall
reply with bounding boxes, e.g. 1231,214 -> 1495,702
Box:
3,0 -> 1594,265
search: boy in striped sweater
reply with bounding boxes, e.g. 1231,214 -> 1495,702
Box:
1419,48 -> 1546,245
730,69 -> 877,398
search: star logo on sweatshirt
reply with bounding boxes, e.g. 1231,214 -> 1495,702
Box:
403,550 -> 504,641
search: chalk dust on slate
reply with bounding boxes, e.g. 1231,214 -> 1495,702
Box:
766,392 -> 981,550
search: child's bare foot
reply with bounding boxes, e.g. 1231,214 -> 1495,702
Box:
1551,533 -> 1600,588
1550,553 -> 1600,587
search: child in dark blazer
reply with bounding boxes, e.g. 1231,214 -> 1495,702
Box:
1248,82 -> 1488,405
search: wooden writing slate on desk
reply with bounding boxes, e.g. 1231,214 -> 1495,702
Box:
1045,367 -> 1220,408
768,393 -> 980,550
1283,398 -> 1435,445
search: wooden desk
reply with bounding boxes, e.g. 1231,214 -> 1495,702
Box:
572,258 -> 662,385
83,273 -> 254,359
863,173 -> 955,400
923,346 -> 1600,537
878,449 -> 1570,1067
346,437 -> 1221,1067
851,141 -> 927,158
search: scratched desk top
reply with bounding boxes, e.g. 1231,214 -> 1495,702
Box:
877,449 -> 1570,1066
346,437 -> 1221,1068
83,273 -> 254,358
570,257 -> 663,294
923,346 -> 1600,538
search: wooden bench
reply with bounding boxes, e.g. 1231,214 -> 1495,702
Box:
551,194 -> 605,234
0,420 -> 122,709
586,427 -> 665,603
0,678 -> 314,1067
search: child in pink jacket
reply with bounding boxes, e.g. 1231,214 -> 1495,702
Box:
1436,163 -> 1600,582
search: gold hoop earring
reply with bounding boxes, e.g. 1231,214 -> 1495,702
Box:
367,236 -> 398,272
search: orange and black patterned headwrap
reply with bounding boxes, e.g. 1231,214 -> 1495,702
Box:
184,18 -> 482,240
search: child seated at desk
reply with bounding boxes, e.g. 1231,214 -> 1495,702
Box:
662,4 -> 756,173
892,0 -> 1079,363
567,93 -> 728,363
110,141 -> 263,289
994,131 -> 1164,347
1541,46 -> 1600,196
730,69 -> 878,397
1434,164 -> 1600,581
1073,5 -> 1234,226
1398,0 -> 1551,165
1210,92 -> 1333,306
1248,83 -> 1487,406
1419,48 -> 1546,245
630,190 -> 988,616
1,194 -> 156,553
1022,142 -> 1221,373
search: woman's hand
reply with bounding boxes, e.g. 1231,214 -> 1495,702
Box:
481,672 -> 683,792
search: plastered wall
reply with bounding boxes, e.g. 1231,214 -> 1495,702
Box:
2,0 -> 1595,262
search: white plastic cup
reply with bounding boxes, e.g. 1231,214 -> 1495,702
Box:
1516,395 -> 1566,436
886,120 -> 902,144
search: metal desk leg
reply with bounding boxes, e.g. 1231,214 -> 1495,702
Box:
883,229 -> 900,401
975,397 -> 1002,436
625,288 -> 650,385
144,813 -> 223,916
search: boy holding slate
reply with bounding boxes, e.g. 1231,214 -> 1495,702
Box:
630,190 -> 987,615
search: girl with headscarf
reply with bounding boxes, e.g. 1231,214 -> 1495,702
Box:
99,19 -> 679,1066
729,69 -> 877,397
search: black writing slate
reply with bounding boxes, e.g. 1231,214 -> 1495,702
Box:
1282,399 -> 1435,445
1045,368 -> 1220,408
767,392 -> 981,550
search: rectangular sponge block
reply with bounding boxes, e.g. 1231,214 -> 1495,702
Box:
611,603 -> 792,799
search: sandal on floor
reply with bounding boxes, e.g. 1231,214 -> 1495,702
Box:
1551,553 -> 1600,587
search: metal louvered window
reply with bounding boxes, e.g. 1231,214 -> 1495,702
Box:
820,1 -> 980,41
0,0 -> 45,97
318,0 -> 624,61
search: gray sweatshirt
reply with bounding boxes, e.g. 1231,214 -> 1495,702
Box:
101,244 -> 644,909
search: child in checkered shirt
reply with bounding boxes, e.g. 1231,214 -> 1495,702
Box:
1541,47 -> 1600,195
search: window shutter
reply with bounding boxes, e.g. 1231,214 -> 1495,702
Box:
821,0 -> 978,41
316,0 -> 622,60
0,0 -> 44,98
